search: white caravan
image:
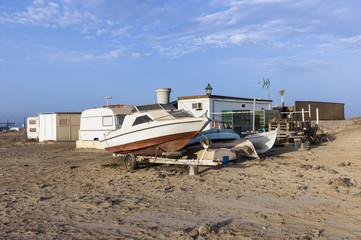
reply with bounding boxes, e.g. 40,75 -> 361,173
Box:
79,106 -> 133,141
27,116 -> 39,140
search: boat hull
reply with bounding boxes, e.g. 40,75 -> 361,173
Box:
244,129 -> 278,154
104,131 -> 199,155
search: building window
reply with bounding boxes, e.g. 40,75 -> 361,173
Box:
133,115 -> 153,126
102,116 -> 113,126
192,102 -> 203,110
29,120 -> 36,125
29,128 -> 37,132
241,104 -> 247,108
59,119 -> 69,126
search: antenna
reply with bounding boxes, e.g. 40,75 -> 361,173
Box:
258,78 -> 271,99
105,96 -> 112,107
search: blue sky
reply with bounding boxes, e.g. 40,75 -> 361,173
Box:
1,0 -> 360,124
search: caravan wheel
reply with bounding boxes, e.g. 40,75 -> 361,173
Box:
124,153 -> 137,170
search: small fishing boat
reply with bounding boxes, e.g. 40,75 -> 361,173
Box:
244,129 -> 278,154
187,128 -> 241,146
100,104 -> 210,155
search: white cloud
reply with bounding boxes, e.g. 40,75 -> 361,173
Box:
2,0 -> 361,60
106,20 -> 117,26
219,54 -> 337,76
337,35 -> 361,48
33,0 -> 45,6
152,18 -> 290,57
71,47 -> 127,62
96,28 -> 107,36
107,49 -> 124,59
198,30 -> 262,47
153,45 -> 199,58
132,53 -> 141,58
111,26 -> 132,37
318,35 -> 361,54
0,0 -> 98,28
195,0 -> 290,27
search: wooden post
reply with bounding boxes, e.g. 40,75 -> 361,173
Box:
189,165 -> 198,175
252,96 -> 256,132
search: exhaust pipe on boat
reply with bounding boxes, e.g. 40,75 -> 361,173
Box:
156,88 -> 171,104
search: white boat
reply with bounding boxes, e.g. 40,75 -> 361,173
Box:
100,104 -> 210,155
244,129 -> 278,154
187,128 -> 241,146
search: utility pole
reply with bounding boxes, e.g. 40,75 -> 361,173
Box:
0,117 -> 15,131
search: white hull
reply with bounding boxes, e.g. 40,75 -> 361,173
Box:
244,129 -> 278,154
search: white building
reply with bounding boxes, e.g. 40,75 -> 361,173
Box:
38,112 -> 81,142
177,94 -> 273,131
27,116 -> 39,140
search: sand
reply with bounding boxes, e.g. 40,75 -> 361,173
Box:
1,119 -> 361,239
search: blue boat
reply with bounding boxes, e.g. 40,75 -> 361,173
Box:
187,128 -> 241,146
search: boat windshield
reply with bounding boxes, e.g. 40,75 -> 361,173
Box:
132,115 -> 153,126
130,104 -> 177,113
129,104 -> 193,119
116,116 -> 125,129
168,110 -> 193,118
159,104 -> 177,111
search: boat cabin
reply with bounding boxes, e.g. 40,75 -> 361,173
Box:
121,104 -> 194,129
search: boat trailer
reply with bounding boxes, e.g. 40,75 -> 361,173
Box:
113,141 -> 229,175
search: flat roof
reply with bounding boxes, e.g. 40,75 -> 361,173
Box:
177,94 -> 272,102
295,100 -> 344,105
39,112 -> 82,115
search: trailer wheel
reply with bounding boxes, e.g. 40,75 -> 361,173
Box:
124,153 -> 137,170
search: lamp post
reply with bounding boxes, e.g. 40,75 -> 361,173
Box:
205,84 -> 213,95
105,96 -> 112,107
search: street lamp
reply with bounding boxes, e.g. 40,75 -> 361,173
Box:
105,96 -> 112,107
205,84 -> 213,95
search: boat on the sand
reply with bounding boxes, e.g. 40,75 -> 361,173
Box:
187,128 -> 241,146
188,128 -> 277,155
100,104 -> 210,155
244,129 -> 278,154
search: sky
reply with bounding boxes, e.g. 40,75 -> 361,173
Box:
1,0 -> 361,125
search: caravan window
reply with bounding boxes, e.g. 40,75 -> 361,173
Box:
132,115 -> 153,126
102,116 -> 113,126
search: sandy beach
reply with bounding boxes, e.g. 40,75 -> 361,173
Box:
1,118 -> 361,239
